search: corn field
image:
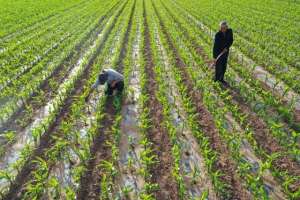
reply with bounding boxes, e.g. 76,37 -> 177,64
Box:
0,0 -> 299,199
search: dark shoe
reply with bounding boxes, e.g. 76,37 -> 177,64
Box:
105,90 -> 113,96
221,80 -> 229,86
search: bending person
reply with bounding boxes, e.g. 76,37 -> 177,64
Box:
91,68 -> 124,96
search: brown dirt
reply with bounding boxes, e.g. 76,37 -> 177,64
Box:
223,85 -> 300,193
2,2 -> 128,198
0,0 -> 122,134
234,55 -> 300,127
152,1 -> 252,199
3,46 -> 98,200
142,1 -> 179,199
158,1 -> 300,193
167,0 -> 300,129
76,98 -> 117,200
294,110 -> 300,125
116,0 -> 136,71
77,1 -> 135,198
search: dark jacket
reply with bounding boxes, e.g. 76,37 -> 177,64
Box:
213,28 -> 233,58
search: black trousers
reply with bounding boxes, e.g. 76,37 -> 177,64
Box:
215,53 -> 228,82
106,81 -> 124,95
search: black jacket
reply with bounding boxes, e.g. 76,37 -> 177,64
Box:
213,28 -> 233,58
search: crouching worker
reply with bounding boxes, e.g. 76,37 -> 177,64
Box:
91,68 -> 124,96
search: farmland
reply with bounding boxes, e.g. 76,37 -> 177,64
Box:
0,0 -> 299,199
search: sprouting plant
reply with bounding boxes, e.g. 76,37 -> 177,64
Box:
46,135 -> 69,162
113,95 -> 122,111
100,174 -> 110,200
144,182 -> 159,194
199,190 -> 209,200
127,86 -> 135,103
98,160 -> 117,178
0,170 -> 13,185
282,86 -> 290,98
139,192 -> 155,200
24,103 -> 34,116
191,167 -> 200,185
32,89 -> 46,105
24,157 -> 49,199
140,148 -> 157,169
121,185 -> 133,198
65,186 -> 76,200
127,155 -> 134,170
47,177 -> 60,198
32,126 -> 43,145
3,130 -> 16,144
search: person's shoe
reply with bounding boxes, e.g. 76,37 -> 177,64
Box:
105,91 -> 113,96
221,80 -> 229,86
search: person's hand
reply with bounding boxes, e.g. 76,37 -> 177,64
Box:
211,59 -> 217,67
85,95 -> 89,102
222,48 -> 228,53
111,81 -> 117,88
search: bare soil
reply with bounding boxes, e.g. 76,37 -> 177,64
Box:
1,2 -> 128,198
152,1 -> 252,199
3,47 -> 98,200
77,97 -> 117,199
0,0 -> 122,134
160,2 -> 300,193
224,86 -> 300,192
77,1 -> 135,198
142,1 -> 179,199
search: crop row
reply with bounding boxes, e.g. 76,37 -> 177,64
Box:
174,0 -> 300,94
0,0 -> 121,129
154,0 -> 298,198
0,0 -> 299,199
0,0 -> 140,199
0,0 -> 111,95
0,0 -> 126,198
163,0 -> 300,153
0,0 -> 88,40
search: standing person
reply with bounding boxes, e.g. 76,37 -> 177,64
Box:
213,21 -> 233,84
91,68 -> 124,96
